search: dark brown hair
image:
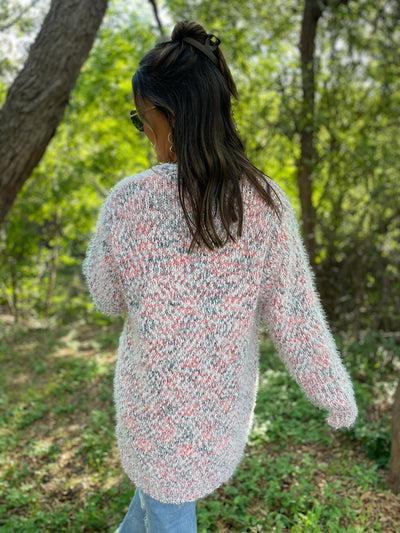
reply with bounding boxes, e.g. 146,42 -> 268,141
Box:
132,20 -> 280,252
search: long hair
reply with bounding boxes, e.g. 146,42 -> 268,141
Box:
132,20 -> 281,252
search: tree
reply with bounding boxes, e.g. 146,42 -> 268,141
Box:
0,0 -> 109,224
389,379 -> 400,494
0,7 -> 156,322
297,0 -> 323,266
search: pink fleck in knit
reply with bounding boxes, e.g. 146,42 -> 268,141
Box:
83,163 -> 358,503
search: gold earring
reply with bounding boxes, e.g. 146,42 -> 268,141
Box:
168,132 -> 175,153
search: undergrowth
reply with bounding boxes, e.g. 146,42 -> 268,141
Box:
0,321 -> 398,532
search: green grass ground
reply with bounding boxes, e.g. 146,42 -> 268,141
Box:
0,318 -> 399,532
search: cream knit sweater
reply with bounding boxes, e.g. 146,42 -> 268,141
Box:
83,163 -> 358,503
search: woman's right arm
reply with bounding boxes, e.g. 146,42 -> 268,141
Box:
83,199 -> 128,317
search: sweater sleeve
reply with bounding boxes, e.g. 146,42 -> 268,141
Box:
259,199 -> 358,429
83,200 -> 128,317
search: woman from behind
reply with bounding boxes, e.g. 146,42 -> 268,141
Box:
84,20 -> 358,533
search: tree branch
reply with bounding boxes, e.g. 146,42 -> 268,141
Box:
0,0 -> 109,224
0,0 -> 42,32
148,0 -> 165,37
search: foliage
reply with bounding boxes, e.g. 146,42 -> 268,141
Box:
0,0 -> 399,336
0,0 -> 50,84
0,2 -> 399,529
341,330 -> 400,469
164,0 -> 400,334
1,323 -> 399,532
0,2 -> 157,321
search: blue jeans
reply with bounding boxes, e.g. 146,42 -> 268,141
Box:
117,488 -> 197,533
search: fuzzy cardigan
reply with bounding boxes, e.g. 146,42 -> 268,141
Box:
83,163 -> 358,503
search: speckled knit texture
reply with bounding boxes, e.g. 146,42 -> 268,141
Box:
83,163 -> 358,503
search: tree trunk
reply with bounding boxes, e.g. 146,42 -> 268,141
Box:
44,212 -> 61,321
388,377 -> 400,494
298,0 -> 323,268
0,0 -> 109,224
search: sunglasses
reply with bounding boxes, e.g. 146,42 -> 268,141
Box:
129,106 -> 156,132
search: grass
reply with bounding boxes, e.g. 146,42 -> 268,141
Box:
0,319 -> 399,532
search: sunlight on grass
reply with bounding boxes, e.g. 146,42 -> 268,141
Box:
0,323 -> 399,532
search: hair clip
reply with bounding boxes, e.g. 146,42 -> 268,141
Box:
182,34 -> 221,67
207,34 -> 221,47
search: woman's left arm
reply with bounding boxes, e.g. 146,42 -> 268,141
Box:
259,199 -> 358,429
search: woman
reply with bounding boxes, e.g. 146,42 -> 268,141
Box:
83,20 -> 358,533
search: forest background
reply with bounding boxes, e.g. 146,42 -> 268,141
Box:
0,0 -> 400,531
